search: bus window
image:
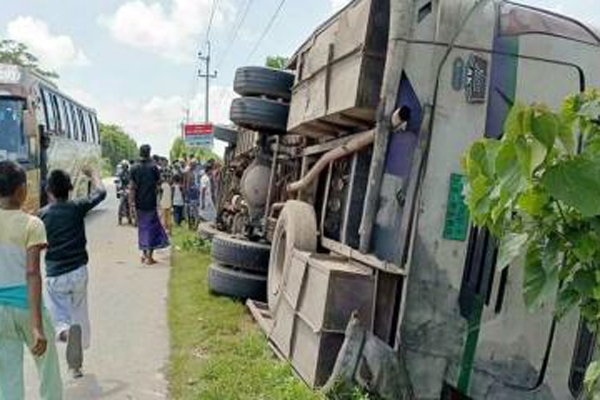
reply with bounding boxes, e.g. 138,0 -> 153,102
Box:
69,103 -> 80,141
83,111 -> 94,143
0,98 -> 28,163
93,115 -> 101,144
88,114 -> 100,143
56,96 -> 68,137
77,108 -> 87,142
61,99 -> 72,139
41,89 -> 56,132
50,94 -> 63,136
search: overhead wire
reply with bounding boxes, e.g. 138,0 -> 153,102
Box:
245,0 -> 287,63
205,0 -> 221,45
183,0 -> 221,124
215,0 -> 254,71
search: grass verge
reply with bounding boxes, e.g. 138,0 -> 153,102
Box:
167,228 -> 323,400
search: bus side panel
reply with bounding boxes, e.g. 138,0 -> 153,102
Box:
399,3 -> 498,397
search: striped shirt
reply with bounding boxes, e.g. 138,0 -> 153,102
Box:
0,208 -> 47,309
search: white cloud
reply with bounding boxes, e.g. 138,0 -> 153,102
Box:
101,0 -> 235,62
331,0 -> 349,12
98,87 -> 237,157
6,16 -> 89,71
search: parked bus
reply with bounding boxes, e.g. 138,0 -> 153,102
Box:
0,64 -> 101,212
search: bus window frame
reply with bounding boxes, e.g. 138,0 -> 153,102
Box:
50,93 -> 63,136
83,111 -> 93,143
77,108 -> 87,142
93,115 -> 100,144
69,103 -> 80,141
89,113 -> 98,144
55,95 -> 68,137
61,98 -> 73,139
40,89 -> 56,132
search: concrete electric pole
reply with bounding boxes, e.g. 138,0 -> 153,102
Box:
198,41 -> 218,124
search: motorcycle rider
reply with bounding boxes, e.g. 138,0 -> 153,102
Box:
117,161 -> 132,225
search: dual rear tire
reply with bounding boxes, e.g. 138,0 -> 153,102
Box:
230,66 -> 295,134
207,233 -> 271,301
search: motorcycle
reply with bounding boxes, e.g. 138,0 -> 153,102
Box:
116,179 -> 134,226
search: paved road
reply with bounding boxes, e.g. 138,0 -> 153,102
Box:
25,181 -> 170,399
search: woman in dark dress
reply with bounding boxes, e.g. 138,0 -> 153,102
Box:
129,145 -> 169,265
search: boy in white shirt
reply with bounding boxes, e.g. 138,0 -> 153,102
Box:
160,178 -> 173,235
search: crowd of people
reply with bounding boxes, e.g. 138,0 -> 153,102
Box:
0,143 -> 220,399
116,145 -> 219,264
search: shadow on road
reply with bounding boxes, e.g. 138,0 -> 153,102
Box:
65,374 -> 129,399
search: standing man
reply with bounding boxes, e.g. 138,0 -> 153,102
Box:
40,167 -> 107,378
184,160 -> 200,229
130,145 -> 169,265
199,160 -> 217,223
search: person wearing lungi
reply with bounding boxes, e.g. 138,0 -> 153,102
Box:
129,145 -> 169,265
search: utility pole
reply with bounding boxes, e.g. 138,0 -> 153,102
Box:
198,41 -> 218,123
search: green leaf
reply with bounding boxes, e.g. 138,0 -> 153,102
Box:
558,119 -> 576,155
466,141 -> 496,180
497,233 -> 528,271
504,103 -> 527,140
555,288 -> 580,320
531,110 -> 559,151
495,142 -> 527,204
541,158 -> 600,217
514,137 -> 532,176
579,99 -> 600,121
517,187 -> 549,216
530,140 -> 547,172
524,241 -> 558,310
585,362 -> 600,396
573,233 -> 598,263
573,269 -> 596,298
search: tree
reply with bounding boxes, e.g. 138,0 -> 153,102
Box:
99,123 -> 138,172
266,55 -> 288,70
0,39 -> 58,79
462,90 -> 600,397
170,137 -> 220,163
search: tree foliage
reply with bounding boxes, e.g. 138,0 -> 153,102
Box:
266,55 -> 288,70
0,39 -> 59,79
170,137 -> 220,163
462,90 -> 600,397
100,123 -> 138,171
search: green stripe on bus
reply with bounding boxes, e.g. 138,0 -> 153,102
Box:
457,298 -> 484,394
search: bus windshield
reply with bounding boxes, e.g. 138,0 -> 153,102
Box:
0,97 -> 27,162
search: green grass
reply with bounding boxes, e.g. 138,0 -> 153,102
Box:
167,228 -> 324,400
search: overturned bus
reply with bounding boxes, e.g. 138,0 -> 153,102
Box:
207,0 -> 600,398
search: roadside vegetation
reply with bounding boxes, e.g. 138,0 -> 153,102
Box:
463,90 -> 600,396
170,137 -> 221,163
167,228 -> 323,400
100,123 -> 139,173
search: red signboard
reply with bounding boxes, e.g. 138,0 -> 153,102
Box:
184,123 -> 213,136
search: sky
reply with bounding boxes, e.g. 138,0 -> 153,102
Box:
0,0 -> 597,156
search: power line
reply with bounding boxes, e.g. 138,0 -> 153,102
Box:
246,0 -> 287,63
216,0 -> 254,71
205,0 -> 221,44
183,0 -> 221,124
